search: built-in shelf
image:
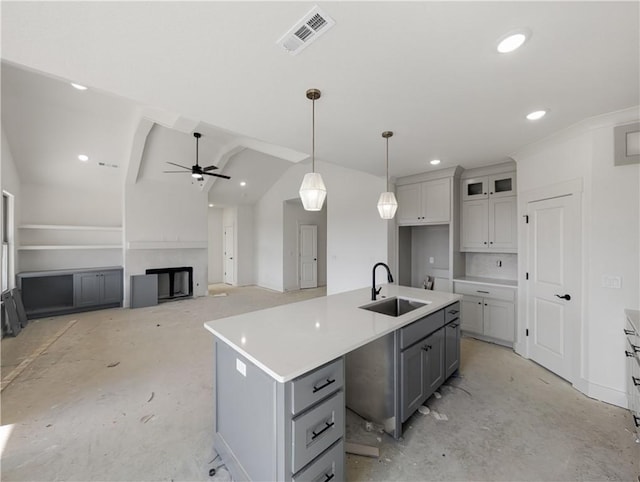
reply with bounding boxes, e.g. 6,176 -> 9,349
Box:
127,241 -> 208,250
19,224 -> 122,231
18,245 -> 123,251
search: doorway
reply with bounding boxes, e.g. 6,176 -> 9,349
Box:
299,225 -> 318,289
525,190 -> 581,383
223,226 -> 234,285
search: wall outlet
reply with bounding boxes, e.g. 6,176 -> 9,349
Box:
601,275 -> 622,289
429,257 -> 435,264
496,260 -> 502,267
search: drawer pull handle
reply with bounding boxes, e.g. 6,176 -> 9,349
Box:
633,376 -> 640,386
323,474 -> 335,482
632,344 -> 640,353
634,415 -> 640,428
476,290 -> 490,294
448,309 -> 459,315
449,323 -> 459,328
626,350 -> 635,357
311,421 -> 335,440
312,378 -> 336,394
624,328 -> 636,335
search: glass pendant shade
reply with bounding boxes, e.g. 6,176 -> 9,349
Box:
299,172 -> 327,211
377,191 -> 398,219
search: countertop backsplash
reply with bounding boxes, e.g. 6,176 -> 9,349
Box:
465,253 -> 517,280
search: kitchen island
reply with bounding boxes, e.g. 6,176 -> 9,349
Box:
204,284 -> 461,481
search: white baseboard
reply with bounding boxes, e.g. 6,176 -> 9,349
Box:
577,379 -> 628,409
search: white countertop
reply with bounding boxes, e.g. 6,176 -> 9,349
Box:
453,276 -> 518,288
204,285 -> 461,383
626,309 -> 639,332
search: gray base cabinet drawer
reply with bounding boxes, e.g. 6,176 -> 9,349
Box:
444,302 -> 460,323
292,391 -> 345,474
291,358 -> 344,415
400,310 -> 444,349
292,439 -> 344,482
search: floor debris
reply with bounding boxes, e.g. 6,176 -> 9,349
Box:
418,406 -> 430,415
140,414 -> 155,424
432,411 -> 448,421
538,377 -> 550,385
212,293 -> 228,297
434,391 -> 442,399
147,392 -> 155,402
107,362 -> 120,368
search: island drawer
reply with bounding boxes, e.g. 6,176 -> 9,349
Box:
291,358 -> 344,415
454,282 -> 515,302
400,310 -> 444,350
445,302 -> 460,323
291,390 -> 344,474
292,439 -> 344,482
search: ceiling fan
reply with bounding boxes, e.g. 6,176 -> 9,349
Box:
164,132 -> 231,181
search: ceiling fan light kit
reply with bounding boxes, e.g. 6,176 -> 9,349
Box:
377,131 -> 398,220
163,132 -> 231,181
299,88 -> 327,211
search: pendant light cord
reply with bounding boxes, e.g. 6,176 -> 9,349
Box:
386,136 -> 389,191
196,135 -> 199,166
312,97 -> 315,173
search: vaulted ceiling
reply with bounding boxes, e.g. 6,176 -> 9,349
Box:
2,2 -> 638,203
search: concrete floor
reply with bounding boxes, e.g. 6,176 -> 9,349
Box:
1,284 -> 638,481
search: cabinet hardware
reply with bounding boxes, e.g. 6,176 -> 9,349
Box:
477,290 -> 490,294
624,328 -> 636,335
633,376 -> 640,386
483,241 -> 487,245
477,301 -> 482,305
489,241 -> 493,244
490,192 -> 493,195
448,309 -> 459,315
632,344 -> 640,353
626,350 -> 635,357
554,294 -> 571,301
422,345 -> 430,352
323,473 -> 335,482
449,323 -> 459,328
484,303 -> 488,306
311,421 -> 335,440
634,415 -> 640,428
312,378 -> 336,393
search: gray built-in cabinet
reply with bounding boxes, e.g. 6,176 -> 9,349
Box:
17,267 -> 123,319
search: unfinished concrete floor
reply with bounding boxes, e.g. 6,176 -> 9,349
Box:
1,284 -> 638,481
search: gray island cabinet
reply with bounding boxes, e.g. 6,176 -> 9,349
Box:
204,285 -> 461,481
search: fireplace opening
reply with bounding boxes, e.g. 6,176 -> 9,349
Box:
145,267 -> 193,302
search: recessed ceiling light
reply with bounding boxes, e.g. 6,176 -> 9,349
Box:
240,181 -> 247,187
526,110 -> 547,120
208,203 -> 214,207
497,30 -> 530,53
430,159 -> 441,165
71,83 -> 88,90
78,154 -> 89,161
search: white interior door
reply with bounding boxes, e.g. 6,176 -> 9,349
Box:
299,225 -> 317,289
527,194 -> 580,382
223,226 -> 234,285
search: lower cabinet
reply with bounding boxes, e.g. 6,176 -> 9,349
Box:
400,303 -> 459,423
74,270 -> 122,308
214,340 -> 345,482
455,281 -> 516,346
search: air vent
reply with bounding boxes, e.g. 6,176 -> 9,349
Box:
277,6 -> 335,55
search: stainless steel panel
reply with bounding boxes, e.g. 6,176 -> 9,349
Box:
291,358 -> 344,415
291,391 -> 344,474
292,439 -> 344,482
400,310 -> 444,349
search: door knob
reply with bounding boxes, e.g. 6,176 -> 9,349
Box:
555,294 -> 571,301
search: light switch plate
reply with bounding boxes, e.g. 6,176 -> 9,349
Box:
601,275 -> 622,289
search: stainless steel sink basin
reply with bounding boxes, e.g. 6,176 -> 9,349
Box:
359,297 -> 427,317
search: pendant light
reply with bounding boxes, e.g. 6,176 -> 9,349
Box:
299,88 -> 327,211
377,131 -> 398,219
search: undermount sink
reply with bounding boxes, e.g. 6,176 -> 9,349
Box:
359,297 -> 427,317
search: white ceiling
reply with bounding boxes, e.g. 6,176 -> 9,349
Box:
2,2 -> 639,198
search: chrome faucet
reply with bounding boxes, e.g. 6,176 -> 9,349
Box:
372,262 -> 394,301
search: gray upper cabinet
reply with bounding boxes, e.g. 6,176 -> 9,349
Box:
461,170 -> 517,253
396,178 -> 451,226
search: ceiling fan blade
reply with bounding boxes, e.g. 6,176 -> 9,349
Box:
203,172 -> 231,180
203,165 -> 219,171
163,171 -> 188,173
166,161 -> 191,170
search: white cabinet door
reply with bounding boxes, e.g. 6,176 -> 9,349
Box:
462,177 -> 488,201
461,200 -> 489,250
488,196 -> 517,251
488,172 -> 516,199
483,299 -> 515,342
421,178 -> 450,223
461,295 -> 484,334
396,184 -> 421,225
